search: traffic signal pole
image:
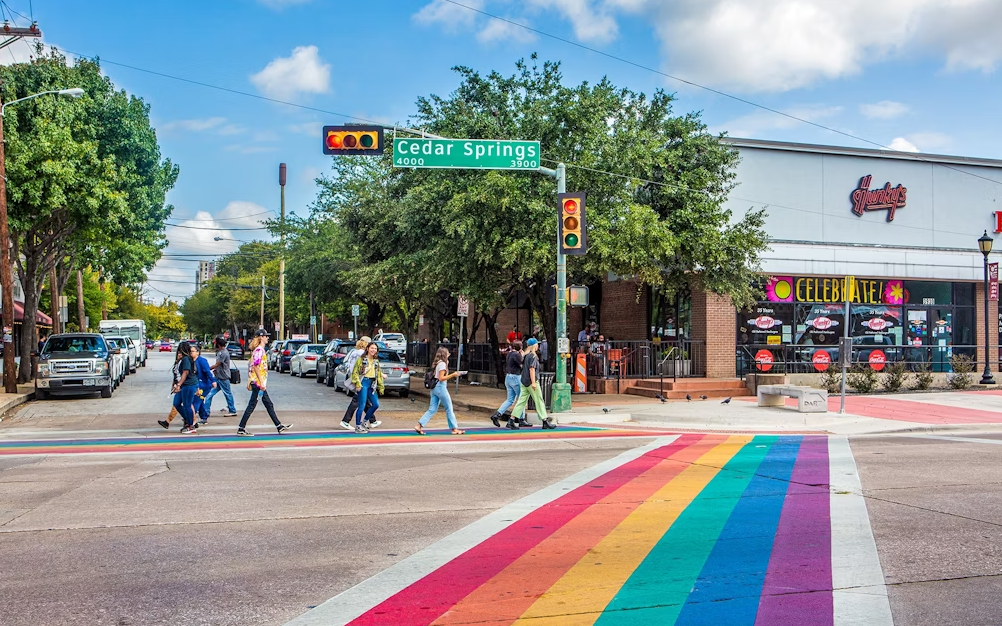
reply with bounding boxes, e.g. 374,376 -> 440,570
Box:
539,163 -> 572,413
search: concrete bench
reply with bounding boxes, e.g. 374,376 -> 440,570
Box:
757,385 -> 828,413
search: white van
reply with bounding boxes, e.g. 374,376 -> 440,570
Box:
99,319 -> 147,366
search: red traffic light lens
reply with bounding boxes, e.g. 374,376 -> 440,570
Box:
564,216 -> 579,230
343,134 -> 358,148
563,199 -> 578,214
327,133 -> 343,149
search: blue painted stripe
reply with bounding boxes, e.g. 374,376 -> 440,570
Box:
674,436 -> 803,626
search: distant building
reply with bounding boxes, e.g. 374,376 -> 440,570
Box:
195,261 -> 215,292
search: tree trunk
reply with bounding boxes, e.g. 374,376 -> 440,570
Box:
481,307 -> 507,389
15,256 -> 42,383
50,266 -> 59,334
76,269 -> 85,330
364,301 -> 383,337
527,280 -> 556,372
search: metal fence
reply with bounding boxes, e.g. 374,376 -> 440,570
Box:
736,343 -> 980,377
406,342 -> 497,374
573,339 -> 706,380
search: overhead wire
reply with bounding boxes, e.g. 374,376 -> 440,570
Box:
166,222 -> 269,231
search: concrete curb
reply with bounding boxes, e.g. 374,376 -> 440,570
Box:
0,390 -> 33,421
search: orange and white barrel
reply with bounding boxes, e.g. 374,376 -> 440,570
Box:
574,353 -> 587,393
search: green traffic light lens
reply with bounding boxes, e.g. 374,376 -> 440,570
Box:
564,233 -> 579,247
360,134 -> 374,148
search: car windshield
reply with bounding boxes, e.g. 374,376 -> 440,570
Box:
302,344 -> 324,354
44,336 -> 105,353
378,350 -> 402,362
286,342 -> 306,351
227,343 -> 242,350
381,334 -> 404,341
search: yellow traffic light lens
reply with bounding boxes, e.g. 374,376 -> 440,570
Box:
563,199 -> 578,214
564,216 -> 579,230
360,134 -> 374,148
564,233 -> 579,247
343,135 -> 358,148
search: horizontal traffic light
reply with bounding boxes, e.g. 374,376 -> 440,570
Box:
322,125 -> 384,156
558,192 -> 587,256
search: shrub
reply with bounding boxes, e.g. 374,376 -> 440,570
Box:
913,360 -> 934,391
847,363 -> 879,394
949,354 -> 975,390
881,362 -> 907,393
819,368 -> 843,394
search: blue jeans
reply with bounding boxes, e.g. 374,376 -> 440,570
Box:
419,381 -> 458,429
205,377 -> 236,414
355,377 -> 380,425
172,385 -> 197,427
193,384 -> 212,420
496,374 -> 521,415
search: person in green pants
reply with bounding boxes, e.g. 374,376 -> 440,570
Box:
510,338 -> 556,430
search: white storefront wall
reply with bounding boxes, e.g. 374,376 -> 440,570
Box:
723,139 -> 1002,282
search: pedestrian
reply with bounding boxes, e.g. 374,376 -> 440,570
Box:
158,350 -> 184,430
236,329 -> 292,436
171,342 -> 199,435
339,336 -> 381,431
507,326 -> 522,345
191,345 -> 214,425
37,333 -> 47,353
489,340 -> 523,429
349,340 -> 384,434
205,336 -> 237,418
415,346 -> 466,435
509,338 -> 556,430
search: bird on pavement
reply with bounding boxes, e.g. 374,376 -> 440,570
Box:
700,395 -> 708,400
721,397 -> 732,404
686,393 -> 691,402
409,396 -> 416,403
602,407 -> 611,413
659,396 -> 667,404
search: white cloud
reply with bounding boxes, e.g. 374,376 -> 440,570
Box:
859,101 -> 909,120
160,117 -> 228,133
414,0 -> 484,31
527,0 -> 618,43
714,104 -> 843,137
250,45 -> 330,100
889,137 -> 920,153
477,16 -> 537,43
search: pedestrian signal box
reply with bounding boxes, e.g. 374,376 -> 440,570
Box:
558,192 -> 587,256
323,125 -> 384,156
549,285 -> 590,308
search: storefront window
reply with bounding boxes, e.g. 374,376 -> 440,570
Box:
903,281 -> 953,306
794,303 -> 844,347
737,304 -> 793,347
954,283 -> 974,306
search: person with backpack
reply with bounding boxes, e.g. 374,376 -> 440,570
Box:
415,346 -> 466,435
350,341 -> 384,434
204,336 -> 237,419
170,342 -> 199,435
508,338 -> 557,430
338,336 -> 380,431
236,329 -> 293,436
489,340 -> 527,429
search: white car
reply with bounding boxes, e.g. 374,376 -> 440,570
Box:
289,343 -> 326,377
103,335 -> 138,373
374,332 -> 406,355
102,337 -> 129,387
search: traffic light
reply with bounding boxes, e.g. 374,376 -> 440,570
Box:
558,192 -> 587,256
549,285 -> 590,308
322,125 -> 384,156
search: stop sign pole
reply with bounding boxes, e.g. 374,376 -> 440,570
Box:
839,276 -> 855,414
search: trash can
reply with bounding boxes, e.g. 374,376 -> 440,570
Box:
528,372 -> 555,411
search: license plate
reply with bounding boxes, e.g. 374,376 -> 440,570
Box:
83,380 -> 95,386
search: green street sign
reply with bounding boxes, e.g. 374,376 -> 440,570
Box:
392,138 -> 540,170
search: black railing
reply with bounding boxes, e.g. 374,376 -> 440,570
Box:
736,343 -> 980,376
572,339 -> 706,379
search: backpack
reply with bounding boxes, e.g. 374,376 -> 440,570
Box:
343,349 -> 362,392
424,366 -> 438,389
230,368 -> 241,385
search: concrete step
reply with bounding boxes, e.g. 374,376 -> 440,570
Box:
631,379 -> 748,391
625,386 -> 751,400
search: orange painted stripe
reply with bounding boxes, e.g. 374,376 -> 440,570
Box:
431,434 -> 727,626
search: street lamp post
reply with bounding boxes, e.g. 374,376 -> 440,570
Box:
979,230 -> 995,385
0,87 -> 84,393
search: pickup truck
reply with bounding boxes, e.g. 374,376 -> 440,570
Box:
35,333 -> 116,400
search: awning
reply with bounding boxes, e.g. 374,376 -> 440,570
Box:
0,301 -> 53,325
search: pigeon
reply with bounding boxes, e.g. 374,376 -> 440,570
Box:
409,396 -> 416,403
721,397 -> 732,404
686,393 -> 691,402
700,395 -> 708,400
469,381 -> 482,386
659,396 -> 667,404
602,407 -> 611,413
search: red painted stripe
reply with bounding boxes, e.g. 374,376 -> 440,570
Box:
740,394 -> 1002,425
347,434 -> 707,626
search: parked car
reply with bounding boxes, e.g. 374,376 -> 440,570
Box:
145,340 -> 154,350
290,343 -> 325,377
102,337 -> 128,386
268,340 -> 286,370
278,340 -> 308,373
159,342 -> 173,352
226,342 -> 245,360
333,347 -> 410,397
103,334 -> 138,373
34,333 -> 116,399
318,339 -> 355,386
374,332 -> 406,355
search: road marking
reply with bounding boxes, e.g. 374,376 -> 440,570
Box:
829,436 -> 894,626
906,434 -> 1002,445
282,435 -> 681,626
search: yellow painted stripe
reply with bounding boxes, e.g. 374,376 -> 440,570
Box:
513,435 -> 752,626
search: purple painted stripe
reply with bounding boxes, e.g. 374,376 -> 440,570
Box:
755,436 -> 833,626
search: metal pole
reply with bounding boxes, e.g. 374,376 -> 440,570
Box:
551,163 -> 571,413
310,290 -> 316,343
278,163 -> 286,341
981,251 -> 996,384
0,96 -> 15,392
457,313 -> 464,392
259,276 -> 265,329
839,278 -> 851,414
353,315 -> 358,340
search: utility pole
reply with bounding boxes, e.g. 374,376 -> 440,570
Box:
259,275 -> 266,329
310,290 -> 316,342
278,163 -> 286,341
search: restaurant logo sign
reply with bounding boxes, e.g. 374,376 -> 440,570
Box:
851,175 -> 907,222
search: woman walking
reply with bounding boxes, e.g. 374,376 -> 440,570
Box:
237,330 -> 293,436
349,341 -> 384,434
191,345 -> 215,425
171,342 -> 199,435
509,338 -> 557,430
158,347 -> 185,430
489,340 -> 524,429
415,347 -> 466,435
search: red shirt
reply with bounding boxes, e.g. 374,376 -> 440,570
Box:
507,330 -> 522,343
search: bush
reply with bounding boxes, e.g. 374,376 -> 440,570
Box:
881,362 -> 907,393
819,368 -> 843,394
847,363 -> 879,394
913,360 -> 934,390
949,354 -> 975,390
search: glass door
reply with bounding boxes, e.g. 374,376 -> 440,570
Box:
930,307 -> 953,372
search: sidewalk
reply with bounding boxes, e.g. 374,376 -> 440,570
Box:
0,384 -> 34,421
410,378 -> 1002,435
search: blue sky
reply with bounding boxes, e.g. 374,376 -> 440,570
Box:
9,0 -> 1002,300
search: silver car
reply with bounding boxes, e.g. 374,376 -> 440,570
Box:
103,335 -> 138,373
333,348 -> 410,397
289,343 -> 325,377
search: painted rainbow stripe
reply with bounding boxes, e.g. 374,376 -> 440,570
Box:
0,426 -> 674,456
330,434 -> 873,626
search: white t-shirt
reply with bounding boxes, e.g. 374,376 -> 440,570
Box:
435,361 -> 447,380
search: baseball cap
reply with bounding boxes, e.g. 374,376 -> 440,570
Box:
254,328 -> 270,337
526,338 -> 538,347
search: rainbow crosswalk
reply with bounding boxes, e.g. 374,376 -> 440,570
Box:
287,433 -> 891,626
0,425 -> 673,456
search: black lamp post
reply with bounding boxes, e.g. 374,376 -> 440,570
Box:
979,230 -> 995,385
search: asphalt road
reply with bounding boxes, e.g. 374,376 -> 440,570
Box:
1,353 -> 1001,625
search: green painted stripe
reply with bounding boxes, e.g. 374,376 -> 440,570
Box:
595,435 -> 776,626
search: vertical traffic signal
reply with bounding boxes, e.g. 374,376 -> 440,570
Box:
322,125 -> 385,156
558,192 -> 587,256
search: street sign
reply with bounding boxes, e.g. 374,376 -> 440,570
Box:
557,337 -> 570,354
392,138 -> 540,170
310,315 -> 317,325
351,305 -> 361,317
457,296 -> 470,317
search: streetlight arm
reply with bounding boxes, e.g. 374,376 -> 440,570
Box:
2,88 -> 84,116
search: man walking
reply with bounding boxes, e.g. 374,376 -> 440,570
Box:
205,336 -> 237,418
509,338 -> 556,430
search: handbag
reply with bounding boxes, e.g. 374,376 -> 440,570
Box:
230,368 -> 241,385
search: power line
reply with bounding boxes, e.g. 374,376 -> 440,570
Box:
166,222 -> 269,231
169,210 -> 275,223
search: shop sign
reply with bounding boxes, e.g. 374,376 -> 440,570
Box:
990,263 -> 999,302
863,317 -> 893,332
809,316 -> 838,330
812,350 -> 831,372
868,349 -> 887,371
994,211 -> 1002,234
755,349 -> 774,372
767,335 -> 782,345
794,277 -> 905,305
851,175 -> 907,222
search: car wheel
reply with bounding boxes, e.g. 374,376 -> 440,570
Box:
316,370 -> 324,383
326,371 -> 336,387
35,388 -> 48,400
399,389 -> 409,398
100,386 -> 113,398
130,366 -> 137,374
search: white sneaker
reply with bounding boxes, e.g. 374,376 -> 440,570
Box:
339,420 -> 353,431
367,420 -> 382,429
